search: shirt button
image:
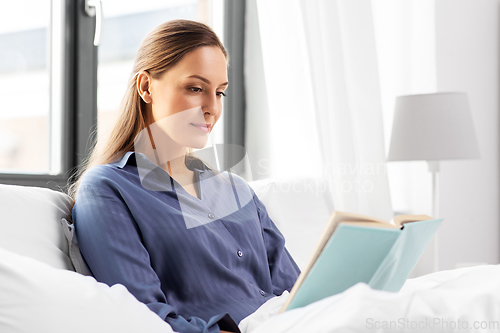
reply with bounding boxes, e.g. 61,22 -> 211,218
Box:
208,213 -> 215,219
237,250 -> 243,257
259,290 -> 266,296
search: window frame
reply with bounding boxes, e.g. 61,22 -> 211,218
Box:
222,0 -> 246,175
0,0 -> 97,190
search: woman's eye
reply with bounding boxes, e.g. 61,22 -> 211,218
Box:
189,87 -> 202,93
216,91 -> 226,98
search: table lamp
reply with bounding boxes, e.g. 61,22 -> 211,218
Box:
387,92 -> 480,272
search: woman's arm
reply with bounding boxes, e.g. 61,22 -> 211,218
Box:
73,181 -> 237,333
252,192 -> 301,295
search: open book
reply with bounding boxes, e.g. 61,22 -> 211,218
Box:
279,211 -> 443,313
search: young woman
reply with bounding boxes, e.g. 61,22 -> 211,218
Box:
71,20 -> 300,333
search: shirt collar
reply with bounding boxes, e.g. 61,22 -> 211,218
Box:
113,151 -> 135,169
112,151 -> 207,173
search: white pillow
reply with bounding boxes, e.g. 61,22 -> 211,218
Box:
248,177 -> 334,270
0,247 -> 173,333
0,184 -> 74,271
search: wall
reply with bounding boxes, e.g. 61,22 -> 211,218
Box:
436,0 -> 500,269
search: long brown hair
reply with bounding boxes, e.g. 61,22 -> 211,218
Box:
68,19 -> 228,200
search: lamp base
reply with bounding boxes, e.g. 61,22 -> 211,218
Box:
428,160 -> 440,273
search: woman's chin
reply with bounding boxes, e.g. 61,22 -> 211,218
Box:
187,138 -> 209,150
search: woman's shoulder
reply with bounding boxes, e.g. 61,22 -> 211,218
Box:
79,154 -> 135,191
80,164 -> 120,185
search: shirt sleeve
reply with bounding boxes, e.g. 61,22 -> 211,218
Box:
73,182 -> 240,333
252,192 -> 301,295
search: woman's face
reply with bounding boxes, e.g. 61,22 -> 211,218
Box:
141,46 -> 228,150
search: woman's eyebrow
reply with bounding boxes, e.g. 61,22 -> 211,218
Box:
187,74 -> 229,87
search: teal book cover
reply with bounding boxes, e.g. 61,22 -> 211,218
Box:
281,214 -> 443,312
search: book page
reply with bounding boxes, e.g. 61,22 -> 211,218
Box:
393,214 -> 433,228
344,221 -> 399,229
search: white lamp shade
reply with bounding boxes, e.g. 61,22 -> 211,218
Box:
387,92 -> 480,161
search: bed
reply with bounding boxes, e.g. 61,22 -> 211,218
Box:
0,181 -> 498,333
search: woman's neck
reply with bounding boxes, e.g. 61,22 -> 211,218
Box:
165,154 -> 191,177
143,123 -> 192,177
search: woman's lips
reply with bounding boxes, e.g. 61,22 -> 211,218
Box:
190,123 -> 211,133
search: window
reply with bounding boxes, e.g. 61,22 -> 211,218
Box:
0,1 -> 52,173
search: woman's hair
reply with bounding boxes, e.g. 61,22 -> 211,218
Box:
68,19 -> 227,200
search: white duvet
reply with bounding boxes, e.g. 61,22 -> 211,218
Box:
239,264 -> 500,333
2,244 -> 499,333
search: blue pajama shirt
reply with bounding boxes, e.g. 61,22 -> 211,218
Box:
72,152 -> 301,333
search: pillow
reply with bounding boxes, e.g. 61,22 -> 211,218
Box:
0,184 -> 74,271
0,247 -> 173,333
248,177 -> 334,269
61,217 -> 92,275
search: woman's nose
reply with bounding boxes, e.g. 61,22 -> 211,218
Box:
203,94 -> 219,116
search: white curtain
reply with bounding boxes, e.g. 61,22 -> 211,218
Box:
371,0 -> 437,276
245,0 -> 393,221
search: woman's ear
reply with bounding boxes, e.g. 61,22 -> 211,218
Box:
137,70 -> 153,103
